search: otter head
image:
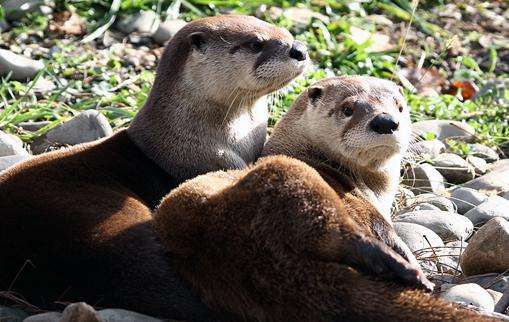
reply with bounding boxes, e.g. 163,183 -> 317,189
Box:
156,15 -> 309,106
299,76 -> 411,169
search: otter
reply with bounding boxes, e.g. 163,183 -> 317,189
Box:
0,15 -> 307,320
154,76 -> 497,321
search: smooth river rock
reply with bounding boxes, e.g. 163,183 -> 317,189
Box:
0,49 -> 44,81
396,210 -> 474,241
31,110 -> 113,154
441,283 -> 495,311
394,222 -> 444,252
412,120 -> 476,143
460,217 -> 509,276
464,196 -> 509,225
401,163 -> 446,195
449,187 -> 489,215
432,153 -> 475,184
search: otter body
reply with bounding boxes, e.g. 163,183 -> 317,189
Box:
0,131 -> 213,319
154,76 -> 496,321
0,15 -> 307,320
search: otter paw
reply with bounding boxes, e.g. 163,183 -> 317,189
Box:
346,237 -> 434,292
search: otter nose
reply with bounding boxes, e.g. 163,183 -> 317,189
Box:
289,41 -> 307,61
370,113 -> 399,134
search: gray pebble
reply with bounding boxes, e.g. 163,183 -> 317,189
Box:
0,305 -> 28,322
432,153 -> 475,184
464,196 -> 509,225
395,210 -> 473,241
449,187 -> 489,215
469,143 -> 499,163
0,154 -> 29,172
152,19 -> 187,44
394,222 -> 444,252
467,155 -> 488,175
409,193 -> 456,212
0,130 -> 29,157
411,139 -> 446,159
0,49 -> 44,81
401,163 -> 446,195
441,283 -> 495,311
31,110 -> 113,154
412,120 -> 476,143
115,10 -> 159,34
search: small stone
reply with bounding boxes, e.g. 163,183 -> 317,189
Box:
0,154 -> 30,172
464,197 -> 509,225
449,187 -> 488,215
401,163 -> 446,195
1,0 -> 45,20
488,159 -> 509,173
283,7 -> 329,28
411,139 -> 446,159
152,19 -> 187,44
409,193 -> 455,212
18,120 -> 51,131
61,302 -> 102,322
32,77 -> 56,95
432,153 -> 475,184
467,155 -> 488,174
460,273 -> 509,294
0,306 -> 28,321
115,10 -> 159,34
0,130 -> 29,157
412,120 -> 476,143
487,289 -> 503,308
394,222 -> 444,252
0,49 -> 44,81
31,110 -> 113,154
399,202 -> 442,214
463,161 -> 509,194
396,210 -> 474,241
460,217 -> 509,276
24,312 -> 63,321
98,308 -> 162,321
441,283 -> 495,311
0,17 -> 9,32
469,144 -> 500,163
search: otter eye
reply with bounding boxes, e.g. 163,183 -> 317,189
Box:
244,40 -> 263,53
398,105 -> 403,113
343,106 -> 354,117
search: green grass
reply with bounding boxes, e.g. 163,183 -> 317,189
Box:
1,0 -> 508,151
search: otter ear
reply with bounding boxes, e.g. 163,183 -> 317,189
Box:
188,32 -> 207,52
308,86 -> 323,104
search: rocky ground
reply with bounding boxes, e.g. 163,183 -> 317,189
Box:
1,0 -> 508,321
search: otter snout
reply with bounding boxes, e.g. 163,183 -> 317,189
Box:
289,41 -> 308,61
370,113 -> 399,134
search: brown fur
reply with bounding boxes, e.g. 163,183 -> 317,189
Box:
0,15 -> 305,321
153,77 -> 500,321
154,156 -> 498,321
